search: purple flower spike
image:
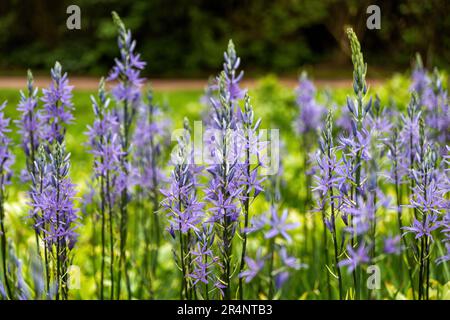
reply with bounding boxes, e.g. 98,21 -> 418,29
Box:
108,12 -> 145,120
294,72 -> 326,134
0,102 -> 14,185
41,62 -> 74,144
16,70 -> 43,182
383,236 -> 402,255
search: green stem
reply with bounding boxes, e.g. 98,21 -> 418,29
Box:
268,237 -> 275,300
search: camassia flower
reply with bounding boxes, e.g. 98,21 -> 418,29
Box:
402,214 -> 440,241
0,102 -> 14,186
0,101 -> 14,298
399,93 -> 421,172
161,124 -> 204,235
205,58 -> 244,299
161,121 -> 204,299
338,243 -> 370,273
187,225 -> 222,298
108,11 -> 145,129
30,143 -> 79,300
32,144 -> 79,248
265,207 -> 300,243
294,72 -> 326,134
437,211 -> 450,264
41,62 -> 74,144
383,236 -> 402,255
16,70 -> 42,182
239,250 -> 265,283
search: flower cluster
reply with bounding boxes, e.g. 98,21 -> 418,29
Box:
161,120 -> 205,299
0,101 -> 14,299
132,90 -> 169,195
0,102 -> 14,187
108,11 -> 145,131
16,70 -> 42,182
294,72 -> 325,135
204,42 -> 246,299
30,143 -> 79,299
41,62 -> 74,144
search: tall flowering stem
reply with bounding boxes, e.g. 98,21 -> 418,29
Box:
237,94 -> 263,299
411,55 -> 449,149
401,93 -> 421,221
161,121 -> 204,299
403,123 -> 445,299
32,143 -> 79,300
206,72 -> 242,300
188,224 -> 222,300
314,110 -> 343,299
132,90 -> 168,298
32,62 -> 78,300
366,96 -> 391,264
436,146 -> 450,266
16,70 -> 42,256
30,146 -> 51,292
0,102 -> 14,298
385,122 -> 416,296
86,78 -> 123,299
42,62 -> 74,145
108,11 -> 145,299
346,27 -> 370,199
17,70 -> 41,180
294,72 -> 325,257
345,28 -> 372,299
205,40 -> 246,299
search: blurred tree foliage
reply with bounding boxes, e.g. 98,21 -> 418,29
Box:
0,0 -> 449,76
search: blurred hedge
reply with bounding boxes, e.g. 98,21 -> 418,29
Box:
0,0 -> 449,76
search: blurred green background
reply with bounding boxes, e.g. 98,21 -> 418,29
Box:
1,0 -> 449,77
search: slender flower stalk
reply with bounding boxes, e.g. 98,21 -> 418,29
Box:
403,127 -> 446,299
206,71 -> 242,299
86,78 -> 123,299
411,55 -> 450,149
16,70 -> 42,182
16,70 -> 43,257
31,62 -> 78,300
132,89 -> 169,298
205,40 -> 247,299
294,72 -> 326,258
385,123 -> 416,297
237,94 -> 264,299
436,146 -> 450,265
313,110 -> 343,299
32,143 -> 79,300
344,28 -> 372,299
400,93 -> 421,221
0,101 -> 14,299
161,120 -> 204,300
108,11 -> 146,299
41,62 -> 74,145
188,224 -> 222,300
